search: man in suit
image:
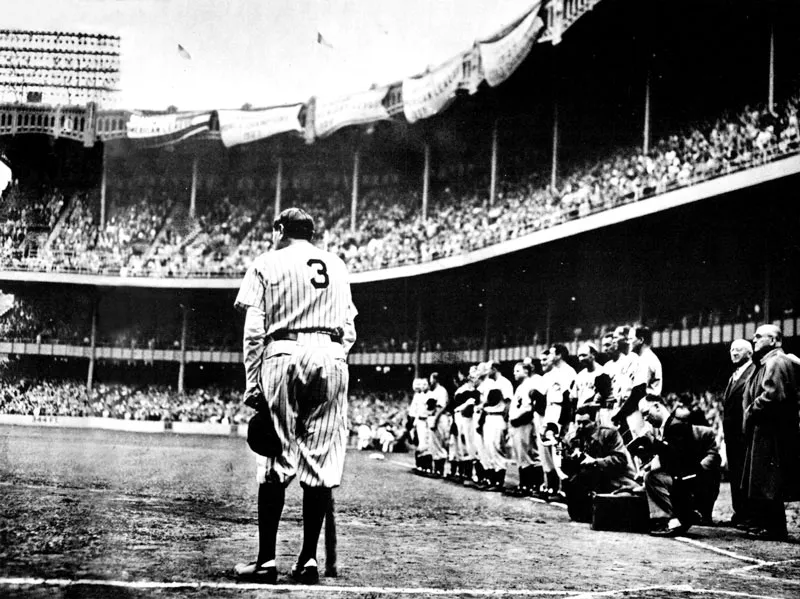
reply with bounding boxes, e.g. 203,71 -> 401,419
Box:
635,395 -> 721,537
721,339 -> 755,528
741,324 -> 800,541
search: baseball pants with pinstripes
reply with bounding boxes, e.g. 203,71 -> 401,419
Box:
259,335 -> 349,488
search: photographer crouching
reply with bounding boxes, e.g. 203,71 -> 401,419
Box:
632,395 -> 721,537
561,405 -> 638,522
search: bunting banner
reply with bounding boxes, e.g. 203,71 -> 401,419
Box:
126,111 -> 212,148
478,2 -> 544,87
459,46 -> 483,95
218,104 -> 304,147
313,87 -> 392,138
402,53 -> 463,124
381,82 -> 404,117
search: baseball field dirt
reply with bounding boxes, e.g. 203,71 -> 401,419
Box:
1,424 -> 798,598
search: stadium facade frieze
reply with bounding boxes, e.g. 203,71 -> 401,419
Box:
0,317 -> 796,367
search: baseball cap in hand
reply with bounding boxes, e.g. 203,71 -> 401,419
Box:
247,410 -> 283,457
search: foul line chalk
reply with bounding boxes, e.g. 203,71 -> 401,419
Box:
0,579 -> 792,598
569,585 -> 788,599
673,536 -> 765,564
728,558 -> 800,586
674,536 -> 799,588
0,578 -> 567,595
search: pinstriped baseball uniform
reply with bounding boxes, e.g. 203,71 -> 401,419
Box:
236,241 -> 357,488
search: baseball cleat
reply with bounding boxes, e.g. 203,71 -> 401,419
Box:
233,561 -> 278,584
291,558 -> 320,584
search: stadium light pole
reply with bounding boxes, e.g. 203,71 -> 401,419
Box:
178,302 -> 188,395
350,148 -> 360,232
768,19 -> 775,113
422,142 -> 430,221
550,82 -> 559,191
643,65 -> 652,156
545,296 -> 552,347
274,157 -> 283,216
489,119 -> 498,206
189,156 -> 198,219
414,296 -> 423,378
99,144 -> 107,228
763,235 -> 771,324
86,297 -> 98,391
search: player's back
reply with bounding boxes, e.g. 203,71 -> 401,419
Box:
255,242 -> 352,335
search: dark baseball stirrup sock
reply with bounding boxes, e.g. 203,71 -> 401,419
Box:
519,466 -> 530,489
531,466 -> 544,491
546,470 -> 560,494
497,469 -> 506,488
257,481 -> 286,565
299,486 -> 332,565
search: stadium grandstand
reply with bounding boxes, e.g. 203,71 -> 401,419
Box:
0,0 -> 798,416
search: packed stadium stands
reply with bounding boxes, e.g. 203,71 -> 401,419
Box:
1,91 -> 798,277
0,377 -> 414,445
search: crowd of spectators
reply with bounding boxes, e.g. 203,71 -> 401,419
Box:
0,94 -> 797,277
320,95 -> 800,272
0,379 -> 249,423
0,378 -> 414,443
0,373 -> 727,458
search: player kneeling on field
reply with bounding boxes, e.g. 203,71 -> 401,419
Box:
560,405 -> 638,522
632,395 -> 721,537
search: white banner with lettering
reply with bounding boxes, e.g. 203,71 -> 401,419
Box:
218,104 -> 303,147
402,53 -> 463,124
478,3 -> 544,87
126,111 -> 211,147
313,87 -> 391,138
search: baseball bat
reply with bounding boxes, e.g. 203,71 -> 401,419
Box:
324,493 -> 337,577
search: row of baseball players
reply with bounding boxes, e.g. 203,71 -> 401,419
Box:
406,324 -> 662,498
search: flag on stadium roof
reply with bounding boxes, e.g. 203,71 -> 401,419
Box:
317,32 -> 334,49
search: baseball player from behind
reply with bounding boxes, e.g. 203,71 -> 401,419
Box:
233,207 -> 357,585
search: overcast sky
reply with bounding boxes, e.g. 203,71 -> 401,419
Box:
7,0 -> 536,111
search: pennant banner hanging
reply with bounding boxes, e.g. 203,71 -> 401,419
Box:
458,45 -> 483,95
313,87 -> 392,138
218,104 -> 304,147
478,3 -> 544,87
402,53 -> 463,124
126,111 -> 212,148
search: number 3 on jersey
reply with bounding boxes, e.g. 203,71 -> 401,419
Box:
307,259 -> 330,289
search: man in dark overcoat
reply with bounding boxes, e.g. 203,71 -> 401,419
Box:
741,324 -> 800,541
722,339 -> 755,527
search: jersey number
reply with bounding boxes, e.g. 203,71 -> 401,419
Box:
307,259 -> 330,289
